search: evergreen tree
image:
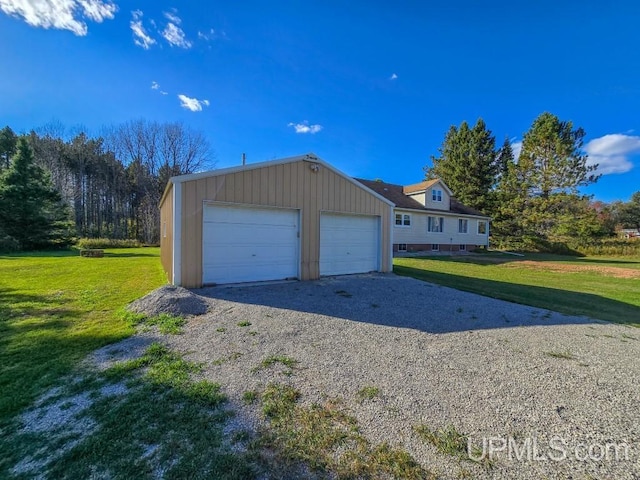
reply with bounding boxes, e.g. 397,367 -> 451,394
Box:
519,112 -> 599,198
0,138 -> 74,250
495,113 -> 601,243
0,126 -> 18,170
425,118 -> 497,213
620,192 -> 640,233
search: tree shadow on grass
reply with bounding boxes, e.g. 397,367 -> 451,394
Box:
0,288 -> 78,323
418,253 -> 640,267
195,272 -> 640,334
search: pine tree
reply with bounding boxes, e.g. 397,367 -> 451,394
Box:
425,118 -> 497,213
0,138 -> 74,250
519,112 -> 599,198
495,113 -> 601,243
0,126 -> 18,170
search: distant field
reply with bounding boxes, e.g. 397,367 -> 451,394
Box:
394,253 -> 640,326
0,248 -> 165,422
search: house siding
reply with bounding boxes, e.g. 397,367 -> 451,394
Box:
422,182 -> 451,211
159,183 -> 174,283
393,210 -> 489,248
177,159 -> 392,288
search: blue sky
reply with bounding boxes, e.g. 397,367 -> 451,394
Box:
1,1 -> 639,202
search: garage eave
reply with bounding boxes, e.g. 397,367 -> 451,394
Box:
166,153 -> 396,209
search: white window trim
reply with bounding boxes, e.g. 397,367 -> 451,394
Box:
431,189 -> 443,202
458,218 -> 468,234
394,213 -> 412,228
427,216 -> 444,233
459,244 -> 466,251
398,243 -> 407,252
431,244 -> 440,251
477,220 -> 488,235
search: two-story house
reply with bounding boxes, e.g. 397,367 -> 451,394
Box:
356,178 -> 490,253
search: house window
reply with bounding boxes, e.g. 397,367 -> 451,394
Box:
459,244 -> 466,251
395,213 -> 411,227
478,220 -> 487,235
458,219 -> 468,234
427,216 -> 444,233
432,189 -> 443,202
431,244 -> 440,251
398,243 -> 407,252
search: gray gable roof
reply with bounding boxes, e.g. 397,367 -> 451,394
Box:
355,178 -> 489,218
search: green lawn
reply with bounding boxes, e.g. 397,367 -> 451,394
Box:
394,253 -> 640,326
0,248 -> 166,422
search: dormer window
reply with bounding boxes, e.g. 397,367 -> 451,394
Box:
432,189 -> 443,202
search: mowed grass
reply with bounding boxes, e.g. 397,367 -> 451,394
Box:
0,248 -> 165,422
394,253 -> 640,326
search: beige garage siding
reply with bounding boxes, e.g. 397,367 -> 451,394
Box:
178,159 -> 392,288
159,183 -> 174,283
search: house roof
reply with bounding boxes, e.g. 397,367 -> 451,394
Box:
355,178 -> 488,218
403,179 -> 453,196
159,153 -> 395,208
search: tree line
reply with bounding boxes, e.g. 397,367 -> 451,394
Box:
0,120 -> 213,250
425,112 -> 640,250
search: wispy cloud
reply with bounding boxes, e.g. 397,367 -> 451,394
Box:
151,81 -> 168,95
163,9 -> 181,25
131,10 -> 155,49
178,94 -> 209,112
0,0 -> 116,36
288,121 -> 323,134
162,11 -> 191,48
585,133 -> 640,175
390,73 -> 398,80
198,28 -> 215,40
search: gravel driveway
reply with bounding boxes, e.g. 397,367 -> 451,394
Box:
162,273 -> 640,479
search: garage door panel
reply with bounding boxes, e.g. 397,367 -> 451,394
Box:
203,205 -> 299,284
320,213 -> 379,276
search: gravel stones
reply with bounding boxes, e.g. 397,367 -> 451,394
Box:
127,285 -> 209,317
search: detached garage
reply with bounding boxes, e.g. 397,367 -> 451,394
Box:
159,153 -> 394,287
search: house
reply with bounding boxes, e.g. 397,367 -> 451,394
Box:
619,228 -> 639,239
159,153 -> 394,287
356,178 -> 490,253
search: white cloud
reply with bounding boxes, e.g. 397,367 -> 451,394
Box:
198,28 -> 215,40
288,121 -> 323,134
584,133 -> 640,175
0,0 -> 116,36
163,21 -> 191,48
131,10 -> 155,49
178,94 -> 209,112
151,81 -> 159,90
390,73 -> 398,80
163,10 -> 180,25
511,140 -> 522,160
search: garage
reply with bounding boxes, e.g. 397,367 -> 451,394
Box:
159,153 -> 394,287
319,213 -> 379,276
203,204 -> 299,285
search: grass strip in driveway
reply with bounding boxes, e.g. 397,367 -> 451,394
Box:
257,383 -> 436,479
394,254 -> 640,325
2,343 -> 258,479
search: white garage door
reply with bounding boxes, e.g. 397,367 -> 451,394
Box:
320,213 -> 380,276
203,204 -> 299,285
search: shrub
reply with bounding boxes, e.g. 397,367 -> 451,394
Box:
76,238 -> 142,249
